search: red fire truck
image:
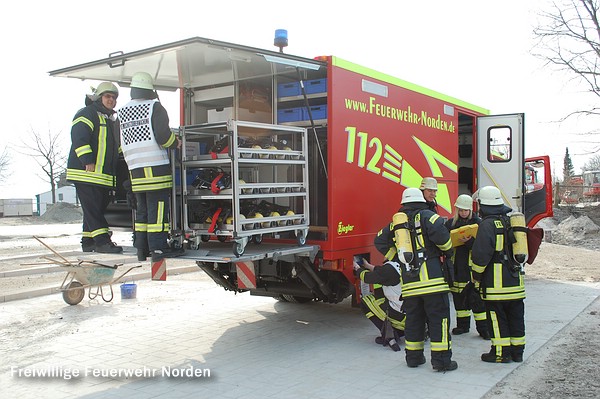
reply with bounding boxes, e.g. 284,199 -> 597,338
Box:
50,36 -> 553,304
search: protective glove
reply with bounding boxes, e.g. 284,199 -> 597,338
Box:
123,179 -> 137,210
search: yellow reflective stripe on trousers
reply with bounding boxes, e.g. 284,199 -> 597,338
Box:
489,311 -> 511,347
405,340 -> 425,351
430,317 -> 451,352
362,294 -> 386,321
147,201 -> 170,233
135,222 -> 148,233
89,227 -> 109,237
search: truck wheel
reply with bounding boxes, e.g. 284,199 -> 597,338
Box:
200,235 -> 210,242
63,281 -> 85,305
282,294 -> 312,303
274,295 -> 288,302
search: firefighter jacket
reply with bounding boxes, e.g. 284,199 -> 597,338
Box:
359,261 -> 402,313
118,98 -> 178,192
471,205 -> 525,301
66,100 -> 119,187
445,214 -> 481,293
375,203 -> 453,298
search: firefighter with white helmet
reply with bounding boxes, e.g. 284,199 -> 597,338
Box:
374,187 -> 458,371
67,82 -> 123,253
353,256 -> 405,352
471,186 -> 526,363
419,177 -> 438,213
445,194 -> 490,340
119,72 -> 184,262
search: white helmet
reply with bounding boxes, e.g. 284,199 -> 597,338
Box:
402,187 -> 426,204
94,82 -> 119,98
477,186 -> 504,206
131,72 -> 154,90
420,177 -> 438,190
455,194 -> 473,211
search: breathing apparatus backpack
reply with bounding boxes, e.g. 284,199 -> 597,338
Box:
391,212 -> 426,276
491,212 -> 529,275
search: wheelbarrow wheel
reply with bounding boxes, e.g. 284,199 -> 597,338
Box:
63,281 -> 85,305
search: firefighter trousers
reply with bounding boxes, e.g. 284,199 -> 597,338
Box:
452,288 -> 488,332
403,293 -> 453,366
360,295 -> 406,333
75,183 -> 111,246
133,189 -> 171,252
484,299 -> 525,358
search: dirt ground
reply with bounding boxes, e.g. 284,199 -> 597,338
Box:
1,203 -> 600,397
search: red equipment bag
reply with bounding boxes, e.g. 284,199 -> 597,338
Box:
526,227 -> 544,265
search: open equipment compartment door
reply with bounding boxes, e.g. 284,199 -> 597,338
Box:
477,113 -> 524,212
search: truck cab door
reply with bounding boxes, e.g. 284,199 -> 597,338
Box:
476,114 -> 553,226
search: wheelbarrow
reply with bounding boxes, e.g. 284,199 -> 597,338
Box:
59,260 -> 141,305
31,236 -> 141,305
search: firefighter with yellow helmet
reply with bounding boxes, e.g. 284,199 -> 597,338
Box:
67,82 -> 123,253
374,187 -> 457,371
445,194 -> 490,340
471,186 -> 526,363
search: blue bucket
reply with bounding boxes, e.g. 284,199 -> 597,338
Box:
120,283 -> 137,300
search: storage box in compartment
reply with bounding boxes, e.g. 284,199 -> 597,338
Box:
303,78 -> 327,95
303,105 -> 327,121
277,82 -> 301,97
277,107 -> 305,123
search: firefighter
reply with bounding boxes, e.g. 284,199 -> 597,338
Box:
354,258 -> 405,352
445,194 -> 490,340
118,72 -> 184,262
375,188 -> 457,371
67,82 -> 122,253
471,186 -> 525,363
420,177 -> 438,213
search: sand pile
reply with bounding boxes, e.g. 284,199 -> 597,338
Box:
39,202 -> 83,223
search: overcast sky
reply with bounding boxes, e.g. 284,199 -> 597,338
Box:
2,0 -> 596,199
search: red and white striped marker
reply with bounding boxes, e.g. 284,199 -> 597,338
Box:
152,259 -> 167,281
236,261 -> 256,289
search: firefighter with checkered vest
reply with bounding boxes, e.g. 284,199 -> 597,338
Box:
471,186 -> 525,363
374,187 -> 457,371
119,72 -> 184,262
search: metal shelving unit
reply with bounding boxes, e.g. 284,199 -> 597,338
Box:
177,120 -> 309,256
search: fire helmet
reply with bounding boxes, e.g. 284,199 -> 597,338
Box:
131,72 -> 154,90
455,194 -> 473,211
95,82 -> 119,98
477,186 -> 504,206
402,187 -> 426,204
420,177 -> 438,190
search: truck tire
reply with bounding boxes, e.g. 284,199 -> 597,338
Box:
282,294 -> 312,303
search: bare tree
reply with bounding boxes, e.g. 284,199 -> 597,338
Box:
18,127 -> 67,204
533,0 -> 600,152
582,153 -> 600,170
0,147 -> 10,183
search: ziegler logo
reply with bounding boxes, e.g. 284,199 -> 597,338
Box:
337,222 -> 354,235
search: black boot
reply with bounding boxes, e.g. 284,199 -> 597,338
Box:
406,350 -> 426,368
481,347 -> 512,363
511,345 -> 524,362
95,241 -> 123,254
433,360 -> 458,372
452,316 -> 470,335
81,239 -> 95,252
151,247 -> 185,262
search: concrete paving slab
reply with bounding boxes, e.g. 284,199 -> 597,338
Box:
0,272 -> 598,399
